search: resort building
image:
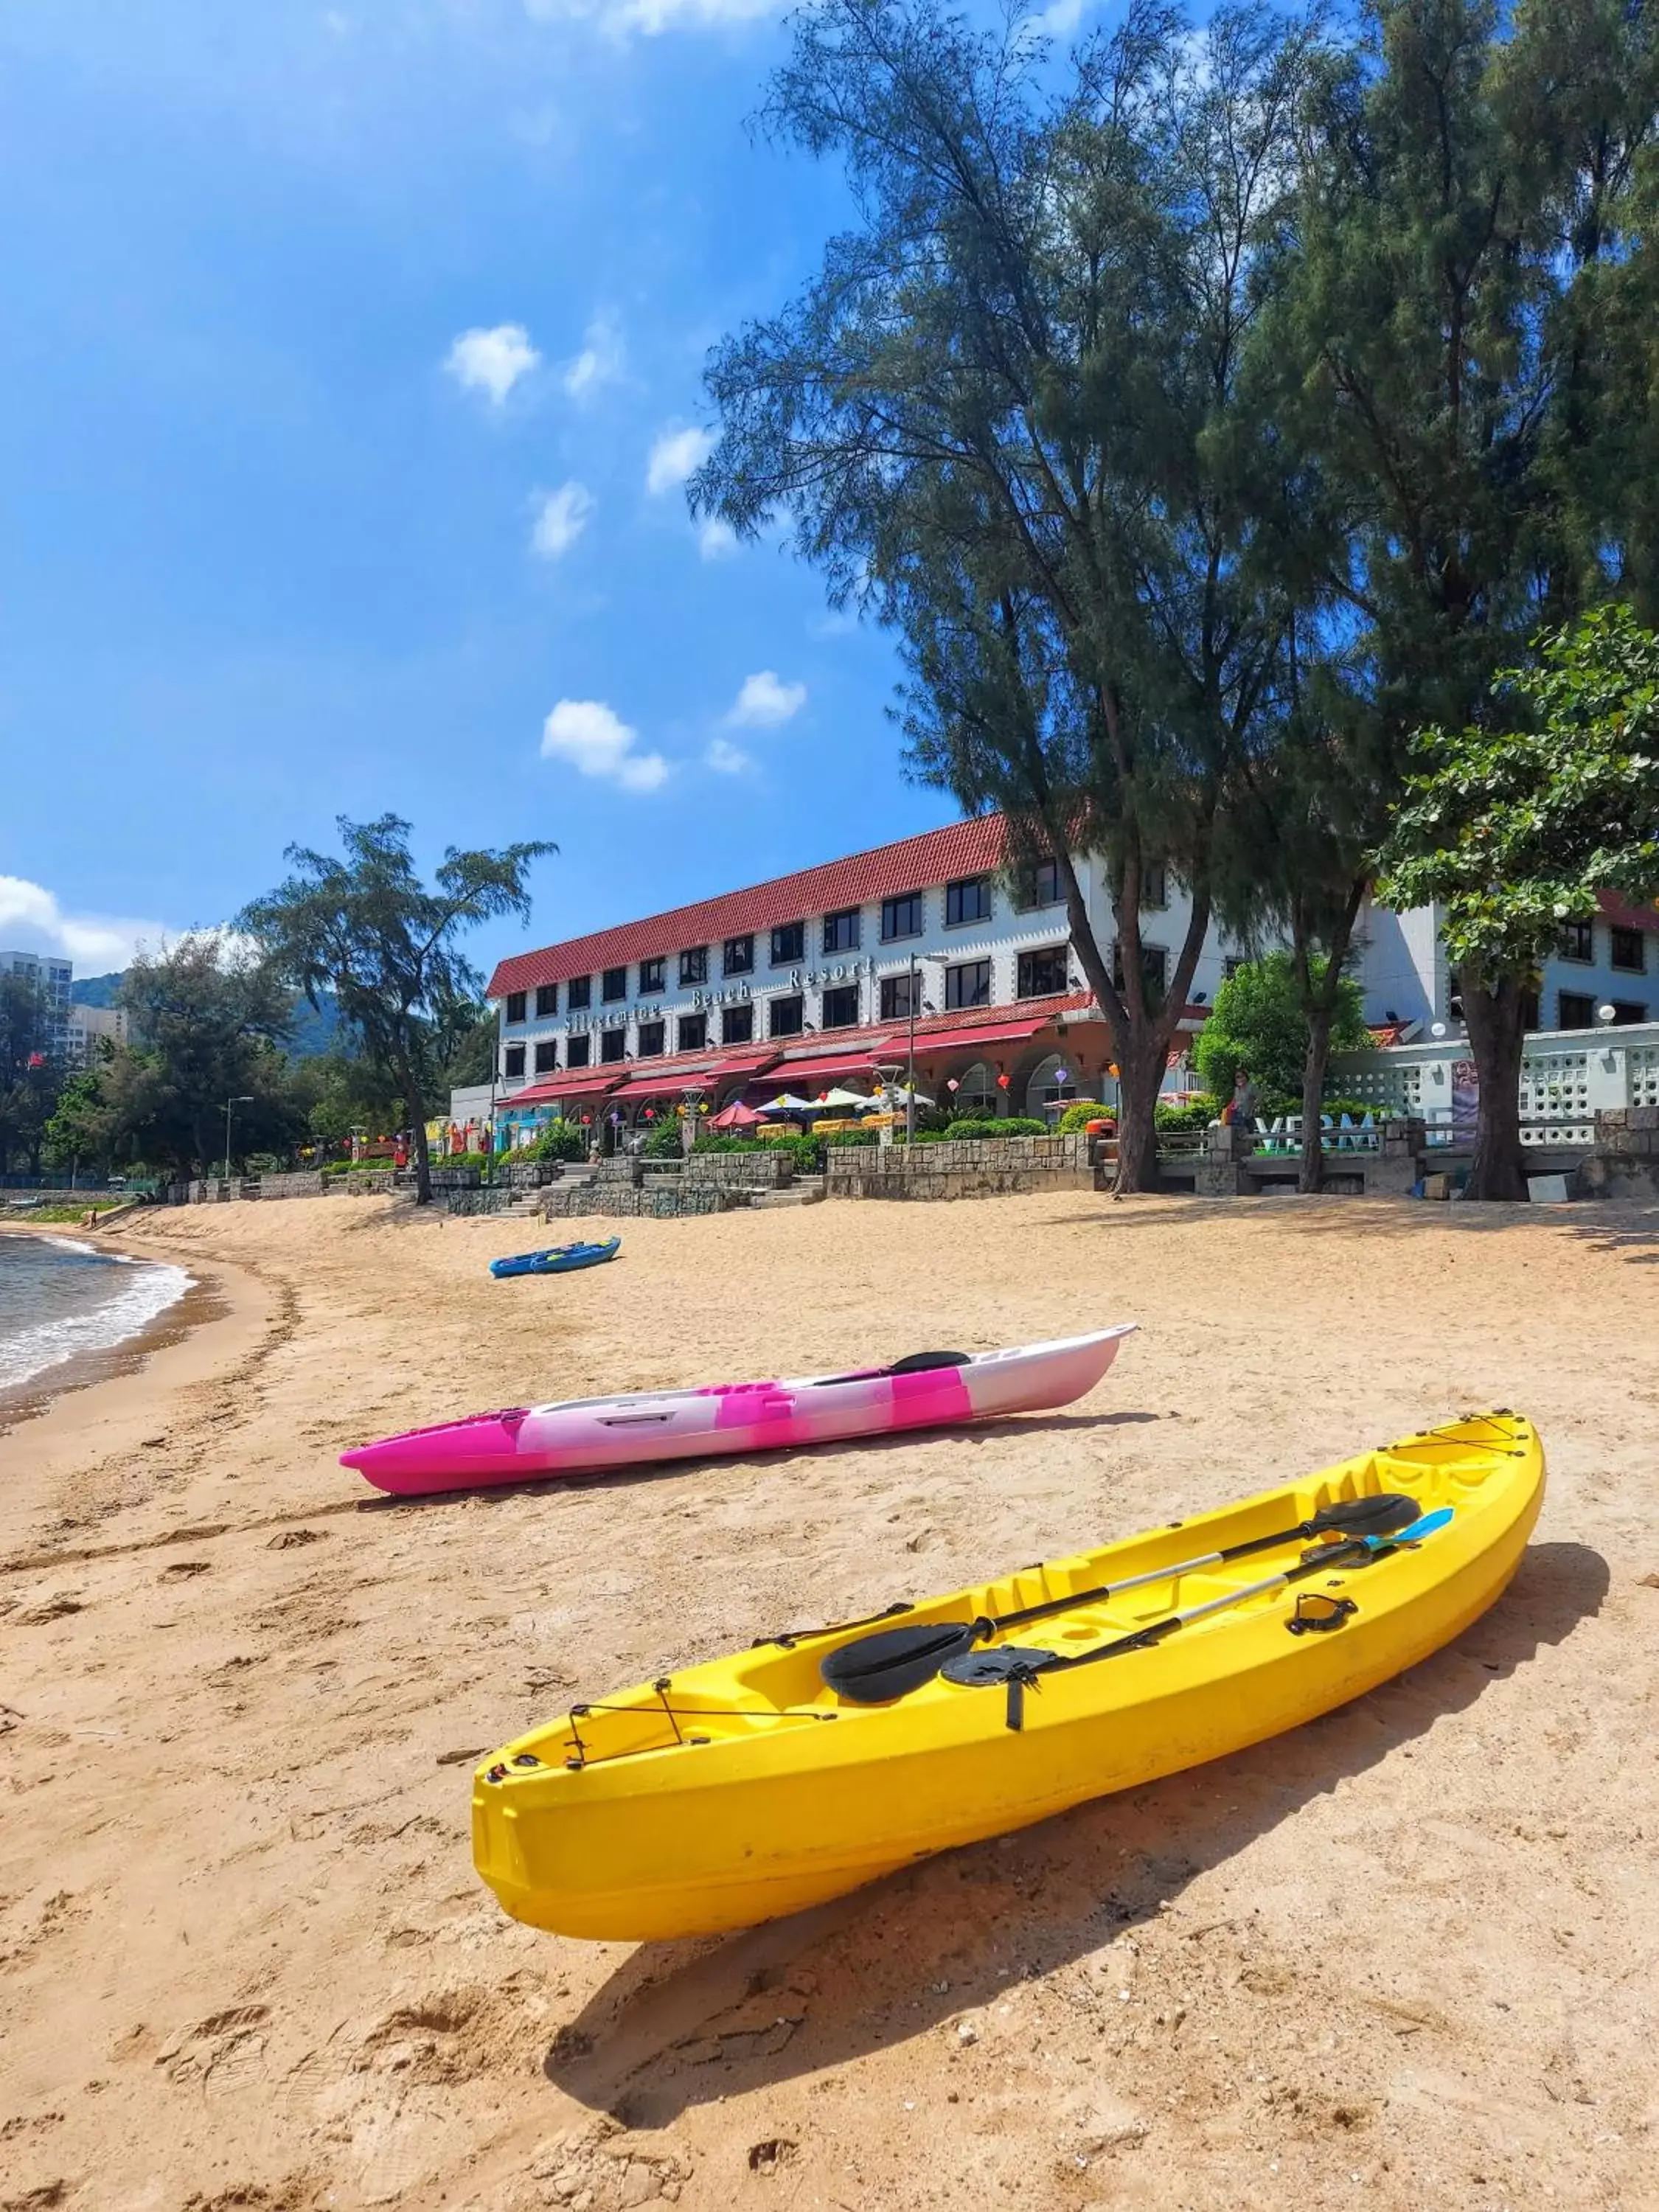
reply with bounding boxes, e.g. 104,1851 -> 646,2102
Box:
476,817 -> 1659,1143
1,947 -> 74,1060
480,818 -> 1338,1138
66,1001 -> 128,1067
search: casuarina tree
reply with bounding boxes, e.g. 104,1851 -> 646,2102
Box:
693,0 -> 1327,1191
242,817 -> 553,1205
1377,605 -> 1659,1197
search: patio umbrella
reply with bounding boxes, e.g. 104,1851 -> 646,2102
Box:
876,1083 -> 934,1107
710,1100 -> 764,1130
821,1085 -> 874,1109
757,1092 -> 818,1113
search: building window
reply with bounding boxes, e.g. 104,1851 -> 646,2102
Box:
601,1028 -> 627,1063
678,1012 -> 707,1052
505,990 -> 527,1025
769,995 -> 805,1039
1558,990 -> 1596,1030
771,921 -> 804,966
945,875 -> 992,927
1558,919 -> 1595,964
945,959 -> 992,1010
568,975 -> 592,1011
533,1040 -> 557,1075
1141,863 -> 1168,909
679,946 -> 709,987
1222,955 -> 1245,979
535,982 -> 558,1018
723,934 -> 755,977
566,1033 -> 591,1069
822,908 -> 860,954
1613,999 -> 1649,1025
1017,946 -> 1069,998
639,956 -> 666,995
722,1004 -> 754,1046
1012,858 -> 1062,911
1610,927 -> 1646,973
881,892 -> 923,942
602,966 -> 627,1003
821,984 -> 860,1029
637,1020 -> 665,1057
1112,942 -> 1169,998
880,972 -> 918,1021
504,1043 -> 526,1079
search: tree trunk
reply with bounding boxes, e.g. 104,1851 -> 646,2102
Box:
399,1052 -> 433,1204
1294,880 -> 1365,1197
1298,1004 -> 1335,1194
1459,970 -> 1528,1201
1113,1043 -> 1165,1192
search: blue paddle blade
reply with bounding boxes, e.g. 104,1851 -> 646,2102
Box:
1362,1506 -> 1453,1551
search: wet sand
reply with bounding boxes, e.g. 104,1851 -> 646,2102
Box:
1,1190 -> 1656,2212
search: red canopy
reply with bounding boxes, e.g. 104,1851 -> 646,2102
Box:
710,1099 -> 765,1130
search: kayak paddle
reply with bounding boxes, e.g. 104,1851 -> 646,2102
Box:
938,1506 -> 1455,1728
819,1491 -> 1424,1705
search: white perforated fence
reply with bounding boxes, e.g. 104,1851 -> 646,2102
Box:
1332,1020 -> 1659,1148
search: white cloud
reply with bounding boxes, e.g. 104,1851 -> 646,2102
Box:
525,0 -> 782,37
0,875 -> 170,973
1020,0 -> 1088,37
698,517 -> 738,562
540,700 -> 669,793
726,669 -> 806,728
563,316 -> 624,401
530,481 -> 595,560
647,424 -> 714,495
444,323 -> 540,406
703,737 -> 751,774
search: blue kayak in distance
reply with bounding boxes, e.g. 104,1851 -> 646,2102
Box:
490,1237 -> 621,1281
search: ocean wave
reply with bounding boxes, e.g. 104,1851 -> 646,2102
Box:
0,1253 -> 195,1391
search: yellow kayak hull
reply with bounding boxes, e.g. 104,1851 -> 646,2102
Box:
474,1412 -> 1543,1941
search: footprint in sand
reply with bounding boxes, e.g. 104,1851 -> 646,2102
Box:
153,2003 -> 271,2093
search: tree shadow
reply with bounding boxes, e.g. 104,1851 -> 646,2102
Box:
540,1540 -> 1607,2126
352,1409 -> 1164,1514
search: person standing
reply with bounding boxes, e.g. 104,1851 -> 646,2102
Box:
1231,1067 -> 1259,1133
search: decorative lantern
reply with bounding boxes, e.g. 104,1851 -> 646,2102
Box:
946,1078 -> 959,1093
1056,1066 -> 1071,1087
996,1073 -> 1011,1091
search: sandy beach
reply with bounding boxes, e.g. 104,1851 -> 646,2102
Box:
2,1190 -> 1656,2212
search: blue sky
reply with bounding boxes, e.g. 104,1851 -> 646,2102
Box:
0,0 -> 1018,982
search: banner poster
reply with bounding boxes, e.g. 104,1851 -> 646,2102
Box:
1451,1061 -> 1480,1138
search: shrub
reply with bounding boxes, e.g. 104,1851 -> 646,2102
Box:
520,1119 -> 588,1164
1153,1097 -> 1219,1133
1194,951 -> 1370,1104
940,1115 -> 1048,1140
1055,1100 -> 1112,1134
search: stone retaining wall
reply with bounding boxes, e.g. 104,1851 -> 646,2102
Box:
256,1171 -> 326,1200
539,1181 -> 732,1220
826,1131 -> 1093,1200
675,1152 -> 793,1189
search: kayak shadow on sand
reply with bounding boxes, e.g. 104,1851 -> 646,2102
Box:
540,1538 -> 1608,2128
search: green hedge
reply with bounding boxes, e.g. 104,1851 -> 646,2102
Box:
939,1115 -> 1049,1140
1154,1094 -> 1221,1133
518,1120 -> 588,1164
1055,1100 -> 1111,1133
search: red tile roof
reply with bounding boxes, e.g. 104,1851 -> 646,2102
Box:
1598,890 -> 1659,936
486,815 -> 1011,998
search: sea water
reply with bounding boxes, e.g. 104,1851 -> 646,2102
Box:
0,1233 -> 192,1393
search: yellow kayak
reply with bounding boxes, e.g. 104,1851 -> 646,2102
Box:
473,1411 -> 1543,1941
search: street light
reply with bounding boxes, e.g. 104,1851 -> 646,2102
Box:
223,1095 -> 254,1182
903,961 -> 937,1143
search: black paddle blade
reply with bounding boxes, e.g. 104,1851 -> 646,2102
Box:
820,1619 -> 978,1703
1307,1492 -> 1419,1538
939,1645 -> 1056,1687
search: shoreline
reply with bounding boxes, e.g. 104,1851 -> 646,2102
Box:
0,1225 -> 279,1545
0,1219 -> 209,1438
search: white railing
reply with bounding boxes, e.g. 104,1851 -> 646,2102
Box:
1332,1019 -> 1659,1148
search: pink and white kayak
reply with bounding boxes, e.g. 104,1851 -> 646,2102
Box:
341,1325 -> 1135,1497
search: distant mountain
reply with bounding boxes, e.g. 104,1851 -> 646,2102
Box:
69,971 -> 124,1008
68,970 -> 344,1059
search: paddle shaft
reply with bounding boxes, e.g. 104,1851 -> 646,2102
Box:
988,1496 -> 1414,1635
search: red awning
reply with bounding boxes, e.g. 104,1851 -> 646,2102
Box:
506,1071 -> 624,1105
759,1042 -> 899,1089
609,1049 -> 779,1095
908,1015 -> 1053,1057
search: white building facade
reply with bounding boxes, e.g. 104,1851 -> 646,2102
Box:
1,948 -> 74,1059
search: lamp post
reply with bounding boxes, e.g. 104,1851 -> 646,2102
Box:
223,1095 -> 254,1183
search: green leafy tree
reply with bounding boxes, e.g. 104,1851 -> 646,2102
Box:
0,973 -> 66,1174
1194,951 -> 1369,1109
241,815 -> 554,1205
693,0 -> 1328,1192
116,940 -> 297,1175
1377,605 -> 1659,1197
